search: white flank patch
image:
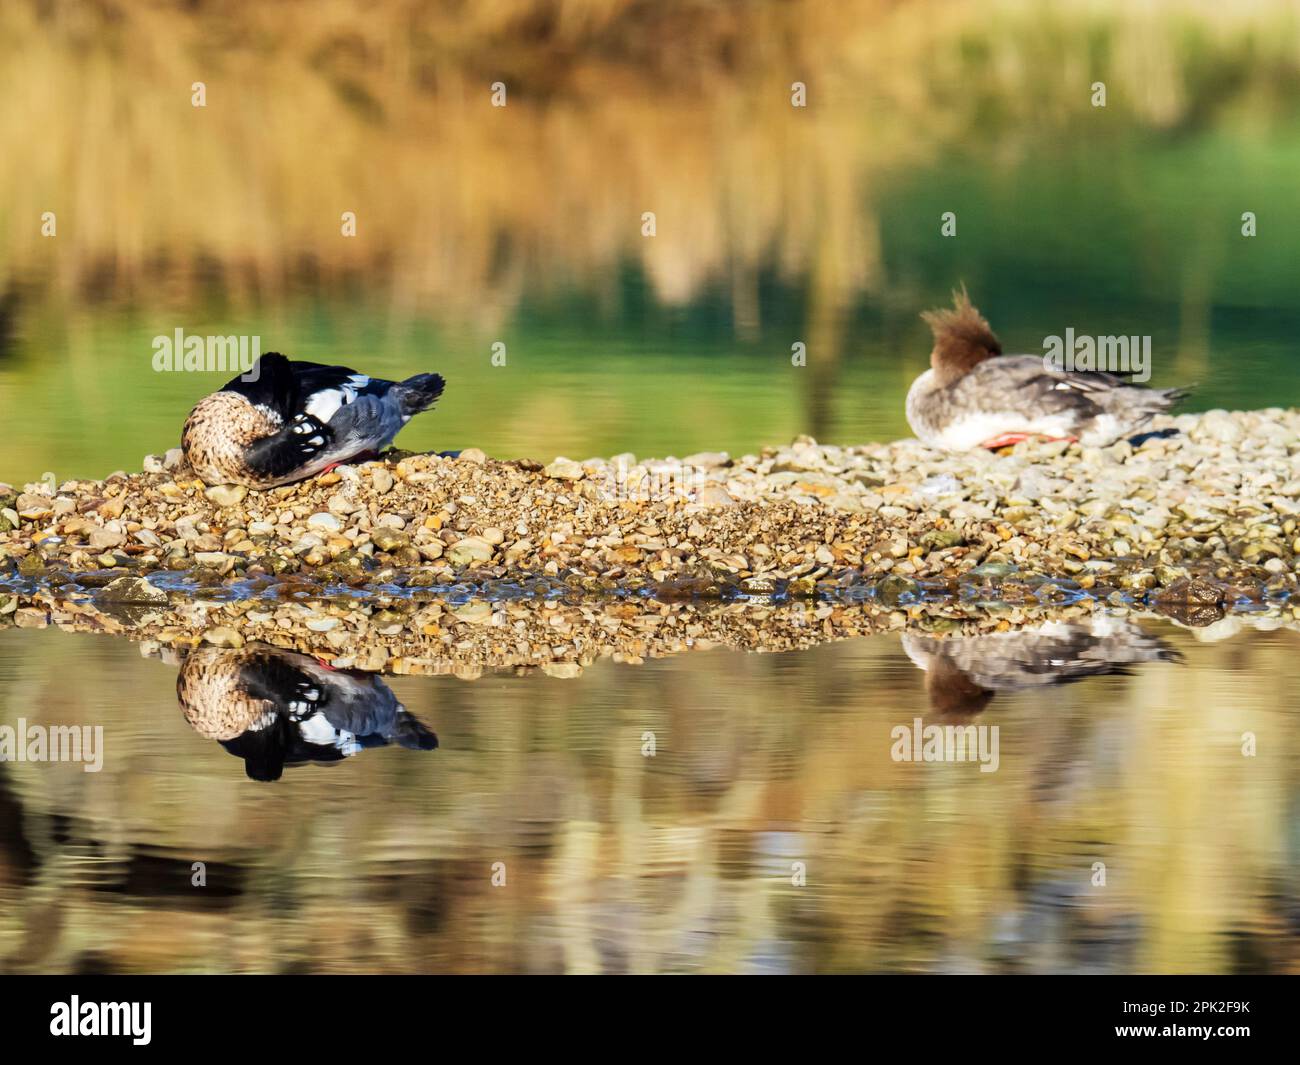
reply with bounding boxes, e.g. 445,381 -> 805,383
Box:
304,374 -> 370,422
298,715 -> 340,745
297,714 -> 360,754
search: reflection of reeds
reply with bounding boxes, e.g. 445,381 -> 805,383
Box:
4,0 -> 1300,321
0,621 -> 1297,973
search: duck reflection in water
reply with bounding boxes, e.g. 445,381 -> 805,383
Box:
176,644 -> 437,781
902,616 -> 1179,718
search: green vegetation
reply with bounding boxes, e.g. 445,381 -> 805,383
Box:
3,1 -> 1300,482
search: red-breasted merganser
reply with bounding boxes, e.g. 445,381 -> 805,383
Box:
905,291 -> 1186,450
902,618 -> 1179,717
182,352 -> 444,487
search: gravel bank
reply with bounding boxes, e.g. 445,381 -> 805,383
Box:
6,582 -> 1295,678
2,408 -> 1298,604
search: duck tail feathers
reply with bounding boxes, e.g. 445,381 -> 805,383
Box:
394,372 -> 445,416
392,713 -> 439,751
1132,383 -> 1190,416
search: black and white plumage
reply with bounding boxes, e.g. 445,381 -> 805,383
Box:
182,352 -> 445,487
902,617 -> 1180,717
177,644 -> 438,782
905,291 -> 1188,450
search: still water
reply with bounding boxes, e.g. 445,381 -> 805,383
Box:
0,611 -> 1296,974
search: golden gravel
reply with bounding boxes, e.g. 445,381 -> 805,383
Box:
2,412 -> 1298,598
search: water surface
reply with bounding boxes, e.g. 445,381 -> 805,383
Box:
1,613 -> 1296,974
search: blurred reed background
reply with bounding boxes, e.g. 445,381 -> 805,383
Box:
2,0 -> 1300,481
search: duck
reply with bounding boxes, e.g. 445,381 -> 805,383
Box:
177,643 -> 439,782
905,290 -> 1187,450
182,352 -> 445,487
901,617 -> 1179,718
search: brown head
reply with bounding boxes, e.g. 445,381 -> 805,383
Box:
921,287 -> 1001,386
925,655 -> 995,718
181,391 -> 278,486
177,645 -> 274,740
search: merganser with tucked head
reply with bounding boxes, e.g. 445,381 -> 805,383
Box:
902,617 -> 1179,718
182,352 -> 444,487
905,290 -> 1186,450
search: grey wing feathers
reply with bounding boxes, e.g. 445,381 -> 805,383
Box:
959,356 -> 1107,416
963,355 -> 1178,416
906,621 -> 1178,692
322,392 -> 406,455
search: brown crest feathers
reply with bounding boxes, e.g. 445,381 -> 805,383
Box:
921,287 -> 1002,384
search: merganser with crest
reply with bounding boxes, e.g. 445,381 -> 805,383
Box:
182,352 -> 445,487
906,290 -> 1187,450
902,617 -> 1179,718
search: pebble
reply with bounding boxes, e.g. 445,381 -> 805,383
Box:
448,536 -> 495,565
452,602 -> 493,624
544,457 -> 584,480
328,493 -> 363,515
371,528 -> 409,552
98,576 -> 167,604
696,485 -> 737,507
203,484 -> 247,507
202,626 -> 244,648
683,451 -> 730,469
